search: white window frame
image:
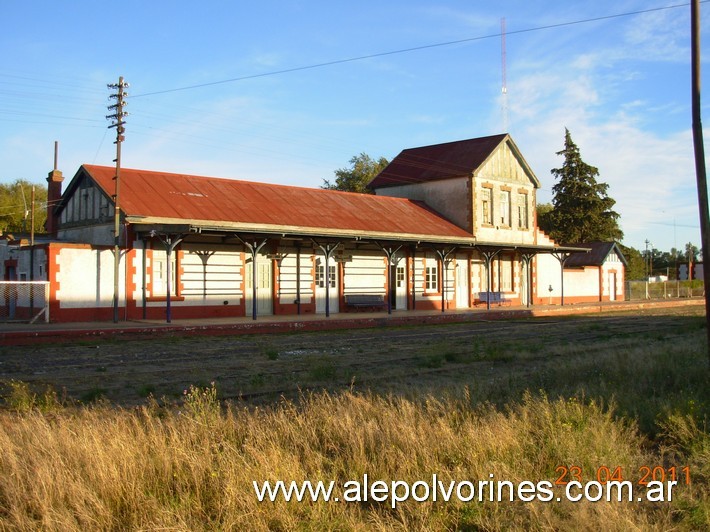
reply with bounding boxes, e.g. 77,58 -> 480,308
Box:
500,190 -> 511,226
517,193 -> 529,229
152,252 -> 177,297
482,188 -> 493,225
316,264 -> 336,289
425,262 -> 439,292
396,266 -> 405,288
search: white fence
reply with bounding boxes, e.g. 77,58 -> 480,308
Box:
0,281 -> 50,323
625,280 -> 704,301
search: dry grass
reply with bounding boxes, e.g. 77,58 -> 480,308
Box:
0,388 -> 707,529
0,391 -> 651,529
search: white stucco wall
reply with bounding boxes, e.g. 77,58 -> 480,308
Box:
342,253 -> 386,295
535,252 -> 625,302
177,245 -> 245,307
536,254 -> 564,300
276,245 -> 314,305
374,177 -> 470,231
563,269 -> 600,298
56,247 -> 125,308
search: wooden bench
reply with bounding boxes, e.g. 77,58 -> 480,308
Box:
344,294 -> 387,311
473,291 -> 511,307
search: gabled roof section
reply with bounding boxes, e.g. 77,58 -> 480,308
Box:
565,241 -> 628,267
76,165 -> 474,242
56,165 -> 112,206
369,133 -> 540,189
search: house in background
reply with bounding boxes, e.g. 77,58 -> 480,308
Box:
1,134 -> 624,322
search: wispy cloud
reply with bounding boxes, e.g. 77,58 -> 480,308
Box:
623,9 -> 690,63
504,15 -> 699,249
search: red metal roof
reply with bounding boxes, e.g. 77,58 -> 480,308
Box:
564,241 -> 628,267
368,133 -> 541,189
80,165 -> 473,241
369,134 -> 507,188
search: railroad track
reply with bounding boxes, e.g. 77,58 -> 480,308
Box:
0,310 -> 704,406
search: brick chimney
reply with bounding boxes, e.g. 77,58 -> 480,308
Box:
45,141 -> 63,236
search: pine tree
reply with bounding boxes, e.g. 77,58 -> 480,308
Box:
548,129 -> 623,243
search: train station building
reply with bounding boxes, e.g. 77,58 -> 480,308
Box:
1,134 -> 626,322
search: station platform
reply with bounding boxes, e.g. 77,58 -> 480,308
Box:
0,298 -> 704,346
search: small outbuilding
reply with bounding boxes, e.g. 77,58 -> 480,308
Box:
547,241 -> 627,303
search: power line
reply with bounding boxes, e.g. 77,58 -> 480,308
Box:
649,221 -> 700,229
0,198 -> 58,217
132,2 -> 702,98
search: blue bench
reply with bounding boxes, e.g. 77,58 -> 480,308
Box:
474,291 -> 511,307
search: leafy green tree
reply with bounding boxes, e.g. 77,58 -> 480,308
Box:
669,247 -> 685,262
322,153 -> 389,194
547,129 -> 623,243
0,179 -> 48,234
618,244 -> 646,280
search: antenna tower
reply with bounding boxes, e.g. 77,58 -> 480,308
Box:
501,17 -> 508,133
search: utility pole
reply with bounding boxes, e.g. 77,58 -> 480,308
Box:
107,77 -> 129,323
30,186 -> 35,249
691,0 -> 710,367
29,185 -> 35,315
644,239 -> 650,279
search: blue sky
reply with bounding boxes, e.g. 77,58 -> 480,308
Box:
1,1 -> 707,254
